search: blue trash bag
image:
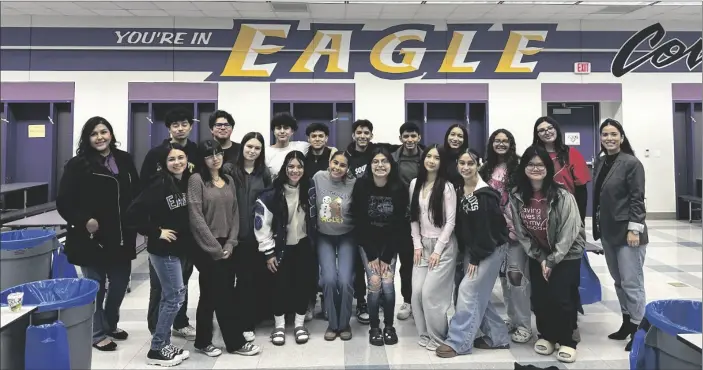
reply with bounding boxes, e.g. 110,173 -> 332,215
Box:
0,279 -> 99,313
51,244 -> 78,279
579,251 -> 602,306
645,299 -> 702,336
0,229 -> 56,251
630,326 -> 647,370
25,320 -> 71,370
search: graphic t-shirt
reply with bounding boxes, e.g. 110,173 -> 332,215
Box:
550,147 -> 591,194
520,191 -> 549,251
367,186 -> 394,228
313,170 -> 356,236
487,163 -> 509,208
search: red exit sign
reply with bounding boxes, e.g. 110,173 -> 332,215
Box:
574,62 -> 591,74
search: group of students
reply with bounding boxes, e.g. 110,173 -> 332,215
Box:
55,107 -> 648,367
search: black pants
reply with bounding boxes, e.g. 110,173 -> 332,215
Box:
397,234 -> 414,304
354,248 -> 367,304
272,238 -> 314,317
234,240 -> 267,332
148,255 -> 193,333
529,257 -> 581,349
193,244 -> 246,352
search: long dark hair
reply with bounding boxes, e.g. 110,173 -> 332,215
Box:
515,145 -> 561,204
234,132 -> 268,184
532,116 -> 570,167
196,140 -> 228,184
480,129 -> 520,189
443,123 -> 469,156
361,146 -> 403,193
599,119 -> 635,156
76,116 -> 119,164
154,142 -> 190,194
410,144 -> 450,228
329,150 -> 353,182
272,151 -> 310,231
454,148 -> 483,196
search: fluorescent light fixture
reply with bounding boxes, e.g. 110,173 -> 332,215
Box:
583,1 -> 653,4
652,1 -> 702,5
502,1 -> 578,4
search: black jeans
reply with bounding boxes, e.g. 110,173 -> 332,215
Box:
354,248 -> 367,305
397,234 -> 414,305
271,238 -> 315,317
148,256 -> 193,333
529,257 -> 581,349
234,240 -> 266,332
193,245 -> 246,352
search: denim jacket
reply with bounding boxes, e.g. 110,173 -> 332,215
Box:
508,187 -> 585,269
254,186 -> 317,263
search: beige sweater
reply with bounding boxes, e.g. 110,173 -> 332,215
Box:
187,173 -> 239,260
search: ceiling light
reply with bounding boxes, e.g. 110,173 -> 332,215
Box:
651,1 -> 702,4
584,1 -> 653,5
502,1 -> 578,4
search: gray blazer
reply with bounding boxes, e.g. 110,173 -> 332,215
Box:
592,152 -> 648,246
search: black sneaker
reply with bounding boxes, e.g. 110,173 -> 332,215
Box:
147,346 -> 183,367
356,303 -> 370,325
383,326 -> 399,345
369,327 -> 384,346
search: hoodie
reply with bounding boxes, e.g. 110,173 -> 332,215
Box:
140,139 -> 200,190
125,174 -> 192,257
391,145 -> 424,188
455,178 -> 509,265
345,142 -> 401,179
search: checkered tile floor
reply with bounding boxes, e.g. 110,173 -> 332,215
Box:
89,220 -> 701,369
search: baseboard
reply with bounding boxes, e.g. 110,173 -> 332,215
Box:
647,212 -> 677,220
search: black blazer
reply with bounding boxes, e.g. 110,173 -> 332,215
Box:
56,149 -> 141,267
592,152 -> 649,246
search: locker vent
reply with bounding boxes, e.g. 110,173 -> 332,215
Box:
552,108 -> 572,115
270,2 -> 310,13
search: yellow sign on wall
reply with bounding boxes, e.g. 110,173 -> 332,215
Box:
28,125 -> 46,138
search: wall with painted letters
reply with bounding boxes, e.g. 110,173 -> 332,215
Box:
0,15 -> 701,215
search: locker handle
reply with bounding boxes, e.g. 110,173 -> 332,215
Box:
146,117 -> 154,124
0,118 -> 8,123
423,116 -> 427,124
48,116 -> 54,125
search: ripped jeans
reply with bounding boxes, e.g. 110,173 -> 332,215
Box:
499,241 -> 532,331
359,248 -> 397,328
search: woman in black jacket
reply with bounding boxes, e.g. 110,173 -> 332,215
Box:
436,149 -> 511,358
227,132 -> 272,342
56,116 -> 140,351
126,143 -> 192,367
351,146 -> 408,346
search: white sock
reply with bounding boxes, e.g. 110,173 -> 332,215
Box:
274,315 -> 285,329
294,313 -> 305,328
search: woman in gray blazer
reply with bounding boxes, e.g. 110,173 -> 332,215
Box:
592,119 -> 648,352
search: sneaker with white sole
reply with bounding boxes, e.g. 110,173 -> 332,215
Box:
397,303 -> 412,320
231,342 -> 261,356
418,335 -> 430,347
511,326 -> 532,343
243,331 -> 256,342
305,303 -> 314,322
166,344 -> 189,360
426,339 -> 440,351
195,344 -> 222,357
173,325 -> 196,341
147,345 -> 183,367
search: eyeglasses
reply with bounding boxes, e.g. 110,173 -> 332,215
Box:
214,123 -> 231,129
537,126 -> 555,135
526,163 -> 546,171
205,152 -> 224,159
493,139 -> 510,145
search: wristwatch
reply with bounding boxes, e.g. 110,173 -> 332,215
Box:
631,230 -> 640,236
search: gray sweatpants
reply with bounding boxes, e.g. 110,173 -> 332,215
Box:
602,239 -> 647,324
499,241 -> 532,331
412,235 -> 458,345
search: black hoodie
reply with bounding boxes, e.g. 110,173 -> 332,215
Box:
455,179 -> 509,265
125,174 -> 192,257
345,142 -> 401,179
140,139 -> 200,190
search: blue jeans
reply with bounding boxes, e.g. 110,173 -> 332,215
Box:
445,244 -> 510,354
80,262 -> 131,344
317,232 -> 356,331
359,248 -> 397,328
149,254 -> 186,351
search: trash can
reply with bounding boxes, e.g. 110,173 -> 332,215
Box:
0,278 -> 99,370
631,299 -> 702,370
0,230 -> 58,291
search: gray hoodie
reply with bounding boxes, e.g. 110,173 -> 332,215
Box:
312,170 -> 356,236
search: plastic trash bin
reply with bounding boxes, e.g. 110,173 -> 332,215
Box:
631,299 -> 702,370
0,230 -> 58,291
0,278 -> 99,370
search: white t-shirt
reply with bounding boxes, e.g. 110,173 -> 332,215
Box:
265,141 -> 310,178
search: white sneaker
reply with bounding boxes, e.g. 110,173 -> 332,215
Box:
397,303 -> 412,320
418,335 -> 430,347
511,326 -> 532,343
305,304 -> 314,322
243,331 -> 256,342
173,325 -> 196,341
426,339 -> 440,351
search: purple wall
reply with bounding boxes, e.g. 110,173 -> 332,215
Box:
0,82 -> 75,101
672,83 -> 702,101
541,83 -> 622,102
128,82 -> 218,101
405,83 -> 489,101
270,83 -> 354,101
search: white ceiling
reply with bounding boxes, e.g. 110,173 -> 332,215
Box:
0,0 -> 700,21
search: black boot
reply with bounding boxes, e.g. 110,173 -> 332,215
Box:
624,322 -> 638,352
609,314 -> 633,340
